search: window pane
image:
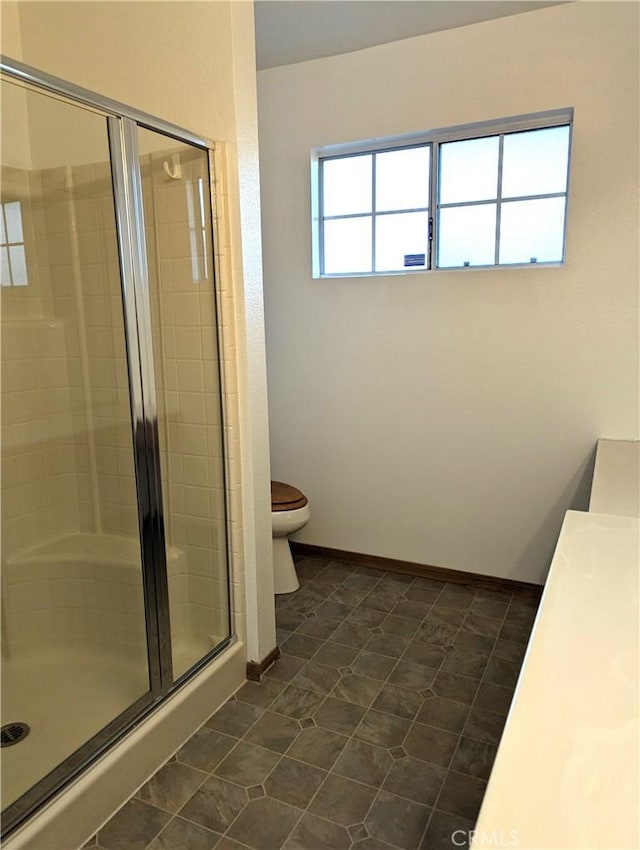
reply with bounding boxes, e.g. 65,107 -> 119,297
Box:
0,246 -> 10,285
439,136 -> 499,204
324,216 -> 372,274
438,204 -> 496,267
499,197 -> 566,264
323,155 -> 372,216
0,208 -> 6,244
4,201 -> 23,243
376,147 -> 430,212
502,126 -> 570,198
8,245 -> 28,285
375,212 -> 428,272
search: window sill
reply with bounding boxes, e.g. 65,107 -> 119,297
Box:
315,261 -> 565,280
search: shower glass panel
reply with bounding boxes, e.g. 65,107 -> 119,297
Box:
0,80 -> 151,812
137,127 -> 230,679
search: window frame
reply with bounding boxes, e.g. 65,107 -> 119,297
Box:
311,108 -> 573,278
319,143 -> 434,275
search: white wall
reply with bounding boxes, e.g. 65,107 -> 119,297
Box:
258,2 -> 640,584
2,0 -> 275,662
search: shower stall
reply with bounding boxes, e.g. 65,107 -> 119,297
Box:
0,58 -> 235,838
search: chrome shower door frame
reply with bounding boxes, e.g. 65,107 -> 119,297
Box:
108,116 -> 174,695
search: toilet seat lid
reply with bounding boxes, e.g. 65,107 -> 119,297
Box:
271,481 -> 308,512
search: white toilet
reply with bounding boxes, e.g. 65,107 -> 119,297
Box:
271,481 -> 310,594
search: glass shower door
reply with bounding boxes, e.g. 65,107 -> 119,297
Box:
0,81 -> 152,818
136,127 -> 231,680
1,59 -> 233,839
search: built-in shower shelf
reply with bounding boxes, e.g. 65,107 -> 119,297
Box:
2,532 -> 188,655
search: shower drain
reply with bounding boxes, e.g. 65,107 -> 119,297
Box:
1,722 -> 30,747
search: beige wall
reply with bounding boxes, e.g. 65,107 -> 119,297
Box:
1,0 -> 31,178
0,1 -> 21,56
258,2 -> 640,584
2,0 -> 275,661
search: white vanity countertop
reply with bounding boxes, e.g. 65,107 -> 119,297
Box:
589,439 -> 639,517
472,509 -> 639,850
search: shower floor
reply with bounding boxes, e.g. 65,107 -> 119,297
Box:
1,635 -> 224,814
1,645 -> 149,811
1,630 -> 226,818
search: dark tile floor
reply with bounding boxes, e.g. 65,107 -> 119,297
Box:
86,556 -> 539,850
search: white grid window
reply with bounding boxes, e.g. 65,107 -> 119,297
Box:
313,109 -> 572,277
321,147 -> 431,275
0,201 -> 28,287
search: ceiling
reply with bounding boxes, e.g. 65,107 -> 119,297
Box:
254,0 -> 565,70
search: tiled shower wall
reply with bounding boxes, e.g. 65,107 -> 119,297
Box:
1,164 -> 86,558
42,161 -> 137,541
71,159 -> 141,540
142,146 -> 231,650
1,160 -> 137,558
0,146 -> 244,654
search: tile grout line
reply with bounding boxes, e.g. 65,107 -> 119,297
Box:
386,582 -> 475,849
118,560 -> 534,850
95,748 -> 214,849
280,653 -> 405,848
190,568 -> 503,848
297,567 -> 444,849
276,564 -> 436,849
209,630 -> 411,849
172,682 -> 298,844
282,564 -> 489,848
344,578 -> 508,848
230,651 -> 383,843
140,790 -> 220,850
277,601 -> 390,850
220,653 -> 376,849
97,564 -> 388,846
273,566 -> 532,848
418,588 -> 515,846
164,679 -> 294,844
139,723 -> 259,847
